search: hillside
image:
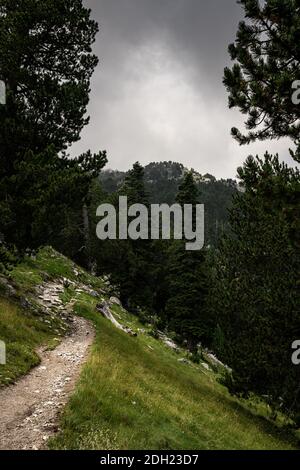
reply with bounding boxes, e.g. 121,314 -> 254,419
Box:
0,247 -> 298,450
99,162 -> 239,246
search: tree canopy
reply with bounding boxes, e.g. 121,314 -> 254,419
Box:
224,0 -> 300,162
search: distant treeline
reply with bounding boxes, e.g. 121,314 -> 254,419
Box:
99,161 -> 239,247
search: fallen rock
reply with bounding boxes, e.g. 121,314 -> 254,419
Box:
178,358 -> 189,365
96,302 -> 137,337
206,353 -> 230,370
157,332 -> 179,351
0,277 -> 17,297
109,296 -> 122,307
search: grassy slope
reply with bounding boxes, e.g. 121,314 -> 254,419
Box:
0,247 -> 102,387
49,300 -> 297,450
0,297 -> 55,386
0,248 -> 298,450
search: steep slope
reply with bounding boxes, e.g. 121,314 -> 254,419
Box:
0,248 -> 298,450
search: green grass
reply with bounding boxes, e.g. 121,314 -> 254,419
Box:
0,297 -> 60,386
0,246 -> 298,449
49,298 -> 298,450
0,246 -> 76,386
10,246 -> 105,291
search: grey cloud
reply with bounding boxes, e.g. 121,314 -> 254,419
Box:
71,0 -> 295,178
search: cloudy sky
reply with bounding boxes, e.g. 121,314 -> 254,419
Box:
71,0 -> 294,179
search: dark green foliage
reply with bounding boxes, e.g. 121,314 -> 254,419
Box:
0,0 -> 98,154
99,161 -> 237,247
144,162 -> 185,205
110,162 -> 154,309
165,242 -> 207,349
0,241 -> 17,274
220,0 -> 300,418
176,171 -> 199,207
1,147 -> 106,257
209,154 -> 300,416
165,172 -> 208,349
91,168 -> 212,346
91,166 -> 209,347
91,163 -> 157,311
223,0 -> 300,161
0,0 -> 107,257
120,162 -> 149,206
199,179 -> 237,246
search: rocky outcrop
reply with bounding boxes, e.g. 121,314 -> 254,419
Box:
96,302 -> 137,337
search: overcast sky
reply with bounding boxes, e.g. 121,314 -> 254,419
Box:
71,0 -> 295,179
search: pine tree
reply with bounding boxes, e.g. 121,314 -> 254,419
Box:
0,1 -> 107,253
221,1 -> 300,417
210,154 -> 300,418
165,172 -> 208,349
118,163 -> 154,310
0,0 -> 99,155
223,0 -> 300,161
176,171 -> 199,207
93,163 -> 156,312
120,162 -> 149,206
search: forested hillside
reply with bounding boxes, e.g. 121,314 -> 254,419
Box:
99,161 -> 239,246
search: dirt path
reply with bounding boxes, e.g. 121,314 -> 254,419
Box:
0,316 -> 94,450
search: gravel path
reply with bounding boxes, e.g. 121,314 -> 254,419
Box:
0,316 -> 94,450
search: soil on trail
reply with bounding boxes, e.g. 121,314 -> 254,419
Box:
0,316 -> 94,450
